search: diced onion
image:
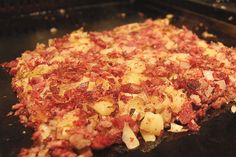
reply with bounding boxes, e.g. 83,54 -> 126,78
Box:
190,94 -> 201,104
168,123 -> 188,133
203,70 -> 214,81
205,85 -> 214,98
215,80 -> 226,90
122,123 -> 140,149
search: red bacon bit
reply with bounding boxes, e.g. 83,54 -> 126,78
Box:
175,79 -> 200,94
112,115 -> 137,130
108,51 -> 121,58
89,33 -> 107,49
120,95 -> 132,103
213,72 -> 230,84
211,97 -> 228,109
187,120 -> 200,131
110,68 -> 124,77
91,134 -> 115,149
120,84 -> 142,94
179,102 -> 196,124
196,104 -> 208,118
53,35 -> 69,49
51,147 -> 77,157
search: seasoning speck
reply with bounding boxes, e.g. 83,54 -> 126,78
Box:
59,9 -> 66,15
228,16 -> 233,21
166,14 -> 174,20
231,105 -> 236,114
202,31 -> 216,38
121,13 -> 126,18
50,27 -> 58,34
138,12 -> 144,17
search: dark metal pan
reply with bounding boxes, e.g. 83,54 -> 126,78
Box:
0,1 -> 236,157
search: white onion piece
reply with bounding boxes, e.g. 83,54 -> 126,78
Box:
215,80 -> 226,90
168,123 -> 188,133
203,70 -> 214,81
205,86 -> 214,98
122,123 -> 140,149
190,94 -> 201,104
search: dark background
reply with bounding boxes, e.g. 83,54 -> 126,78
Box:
0,0 -> 236,157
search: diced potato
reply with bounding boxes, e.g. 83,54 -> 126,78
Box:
92,101 -> 115,116
118,100 -> 128,115
57,111 -> 78,128
140,112 -> 164,136
169,53 -> 190,63
59,77 -> 90,96
148,96 -> 168,113
127,97 -> 145,120
229,75 -> 236,84
171,93 -> 186,113
38,148 -> 49,157
165,40 -> 176,50
102,80 -> 110,90
79,76 -> 90,84
140,130 -> 156,142
126,59 -> 146,73
203,48 -> 218,57
23,64 -> 52,78
100,47 -> 114,55
68,30 -> 94,53
164,86 -> 186,113
122,123 -> 140,149
56,111 -> 78,139
137,92 -> 148,102
216,53 -> 231,66
39,123 -> 51,141
141,50 -> 156,65
197,40 -> 208,48
49,55 -> 65,63
122,72 -> 146,84
87,81 -> 96,91
15,78 -> 32,92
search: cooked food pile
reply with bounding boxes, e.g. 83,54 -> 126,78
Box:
2,18 -> 236,157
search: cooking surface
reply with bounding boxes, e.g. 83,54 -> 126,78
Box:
0,1 -> 236,157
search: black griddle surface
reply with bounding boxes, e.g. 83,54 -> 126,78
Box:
0,1 -> 236,157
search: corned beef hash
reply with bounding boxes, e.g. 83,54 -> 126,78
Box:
1,18 -> 236,157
